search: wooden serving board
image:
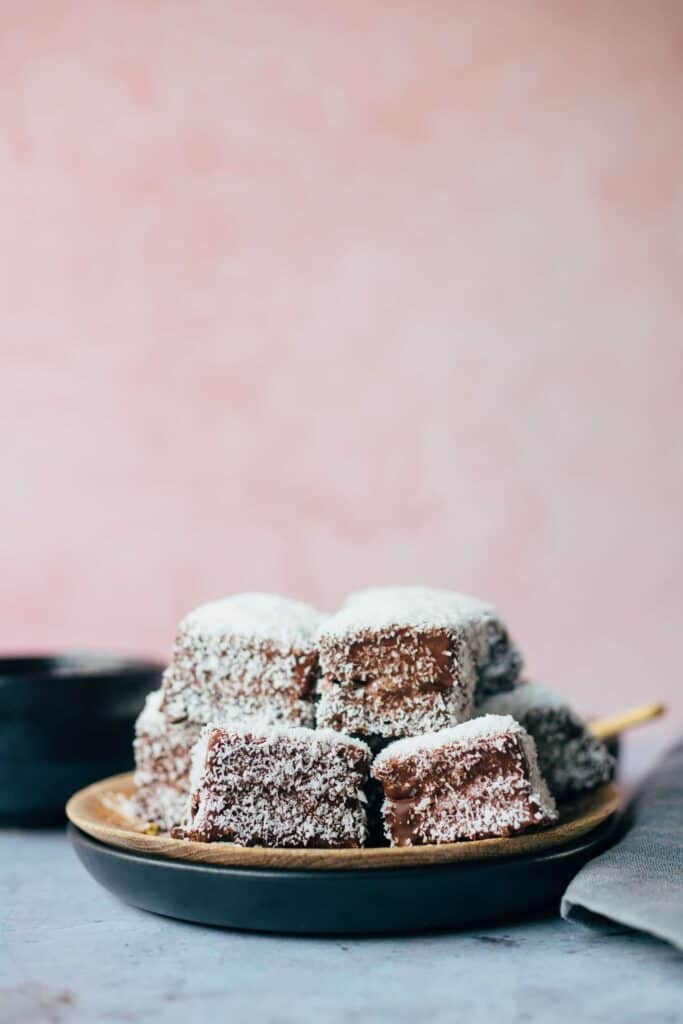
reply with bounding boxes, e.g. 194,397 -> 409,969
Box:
66,773 -> 619,872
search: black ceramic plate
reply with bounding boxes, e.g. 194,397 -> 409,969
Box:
69,814 -> 619,935
0,654 -> 162,824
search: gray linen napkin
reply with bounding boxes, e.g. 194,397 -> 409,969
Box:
561,739 -> 683,950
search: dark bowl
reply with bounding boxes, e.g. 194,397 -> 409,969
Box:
0,654 -> 163,826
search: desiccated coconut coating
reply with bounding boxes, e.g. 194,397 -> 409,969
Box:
315,587 -> 520,739
372,714 -> 558,845
315,587 -> 476,739
468,617 -> 523,703
132,689 -> 201,830
480,682 -> 615,801
183,724 -> 372,847
132,783 -> 189,833
343,588 -> 523,704
160,593 -> 325,729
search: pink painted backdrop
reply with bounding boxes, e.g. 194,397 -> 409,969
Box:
2,3 -> 682,721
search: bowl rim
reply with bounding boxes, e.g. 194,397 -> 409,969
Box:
0,652 -> 164,686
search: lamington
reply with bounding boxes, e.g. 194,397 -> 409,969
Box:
372,714 -> 558,846
352,587 -> 523,704
132,689 -> 201,830
182,724 -> 371,847
315,587 -> 521,742
480,682 -> 615,801
161,593 -> 325,729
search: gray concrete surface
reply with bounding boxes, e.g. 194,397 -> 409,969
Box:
3,729 -> 681,1024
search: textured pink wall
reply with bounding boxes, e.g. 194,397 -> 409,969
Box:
2,3 -> 682,720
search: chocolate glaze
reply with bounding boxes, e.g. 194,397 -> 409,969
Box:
385,795 -> 422,847
375,734 -> 555,845
346,628 -> 457,694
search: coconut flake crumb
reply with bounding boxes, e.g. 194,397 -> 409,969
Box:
316,587 -> 522,709
162,593 -> 326,728
182,592 -> 325,647
188,721 -> 370,795
480,681 -> 565,717
184,723 -> 371,847
372,715 -> 558,845
134,689 -> 167,736
373,714 -> 522,768
318,587 -> 494,639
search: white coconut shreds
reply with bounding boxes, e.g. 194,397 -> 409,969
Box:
519,730 -> 557,818
134,689 -> 166,736
162,660 -> 316,727
373,714 -> 523,767
480,681 -> 565,716
181,593 -> 326,647
187,723 -> 370,798
161,594 -> 326,728
315,587 -> 522,712
132,784 -> 191,833
318,587 -> 493,639
185,724 -> 371,847
127,590 -> 542,846
315,678 -> 475,738
131,688 -> 203,830
373,716 -> 558,845
133,690 -> 202,785
132,693 -> 317,832
336,587 -> 523,683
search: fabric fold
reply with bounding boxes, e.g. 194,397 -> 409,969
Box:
561,740 -> 683,950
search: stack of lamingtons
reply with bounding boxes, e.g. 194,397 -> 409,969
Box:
133,589 -> 614,848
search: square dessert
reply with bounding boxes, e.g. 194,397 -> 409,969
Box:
183,724 -> 371,847
315,587 -> 520,741
480,682 -> 616,801
343,588 -> 522,705
132,689 -> 201,830
161,593 -> 325,729
372,714 -> 558,845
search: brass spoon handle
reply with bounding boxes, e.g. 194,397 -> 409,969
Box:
589,702 -> 666,741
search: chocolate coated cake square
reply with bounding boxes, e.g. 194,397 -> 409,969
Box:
183,724 -> 371,847
315,587 -> 520,739
372,714 -> 558,845
161,593 -> 325,729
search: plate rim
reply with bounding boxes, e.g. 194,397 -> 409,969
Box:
66,772 -> 620,872
69,812 -> 622,878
